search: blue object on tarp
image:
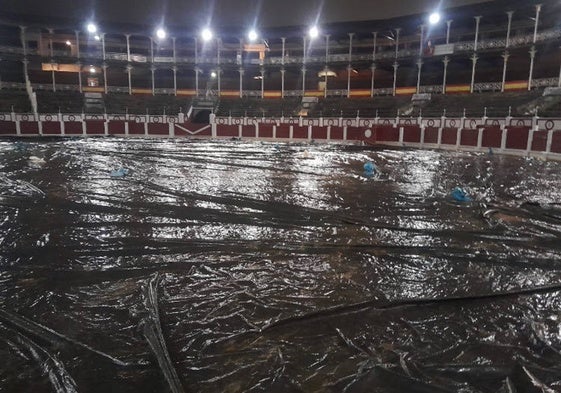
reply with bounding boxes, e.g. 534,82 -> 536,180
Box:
110,168 -> 129,178
14,141 -> 27,152
363,161 -> 377,177
451,187 -> 471,202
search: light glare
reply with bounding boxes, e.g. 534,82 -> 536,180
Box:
309,26 -> 319,39
429,12 -> 441,25
86,23 -> 97,34
156,28 -> 167,40
201,28 -> 213,42
248,29 -> 258,42
89,66 -> 96,73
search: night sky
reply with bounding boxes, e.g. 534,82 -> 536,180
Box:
4,0 -> 492,30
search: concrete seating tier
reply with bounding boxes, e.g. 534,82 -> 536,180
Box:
216,98 -> 301,117
309,97 -> 411,118
36,91 -> 84,113
103,94 -> 191,115
0,90 -> 31,113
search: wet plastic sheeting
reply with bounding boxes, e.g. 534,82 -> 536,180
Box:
0,139 -> 561,392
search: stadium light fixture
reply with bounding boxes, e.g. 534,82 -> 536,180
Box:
429,12 -> 441,25
86,23 -> 97,34
210,71 -> 217,78
65,40 -> 71,46
156,27 -> 167,40
247,29 -> 258,42
309,25 -> 319,39
94,35 -> 101,41
89,66 -> 96,73
201,28 -> 213,42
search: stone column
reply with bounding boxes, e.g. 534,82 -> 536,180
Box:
172,37 -> 177,63
325,34 -> 330,64
323,66 -> 329,98
446,20 -> 453,44
125,34 -> 131,62
194,38 -> 198,64
238,67 -> 244,97
416,59 -> 423,93
470,54 -> 478,93
150,37 -> 154,63
533,4 -> 542,44
74,30 -> 80,58
392,62 -> 399,96
372,32 -> 377,61
419,24 -> 425,56
172,66 -> 177,96
217,67 -> 221,95
370,63 -> 376,97
506,11 -> 514,48
528,46 -> 536,91
194,67 -> 200,96
151,66 -> 155,95
51,61 -> 56,92
281,68 -> 285,98
101,33 -> 106,61
474,16 -> 482,52
394,28 -> 401,59
102,63 -> 108,94
22,58 -> 29,84
20,26 -> 27,56
260,68 -> 265,98
281,37 -> 286,65
77,62 -> 82,93
347,65 -> 352,98
501,51 -> 509,92
442,56 -> 450,94
301,66 -> 306,96
126,65 -> 132,95
48,28 -> 54,58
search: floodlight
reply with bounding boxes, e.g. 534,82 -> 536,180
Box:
86,23 -> 97,34
309,26 -> 319,39
248,29 -> 258,42
429,12 -> 441,25
201,28 -> 213,42
156,28 -> 167,40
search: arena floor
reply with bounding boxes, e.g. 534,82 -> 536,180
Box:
1,139 -> 561,392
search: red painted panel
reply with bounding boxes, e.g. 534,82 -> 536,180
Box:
460,129 -> 478,146
108,121 -> 126,135
481,127 -> 502,148
259,124 -> 274,138
330,126 -> 344,140
148,123 -> 169,135
505,127 -> 530,150
402,126 -> 421,143
217,124 -> 239,137
0,121 -> 16,134
441,128 -> 458,145
42,121 -> 61,135
128,121 -> 145,135
86,120 -> 105,135
376,126 -> 399,142
346,126 -> 364,141
241,125 -> 256,137
531,130 -> 547,152
311,126 -> 328,140
551,131 -> 561,154
292,125 -> 308,139
275,125 -> 289,139
20,121 -> 39,135
424,127 -> 439,144
64,121 -> 83,135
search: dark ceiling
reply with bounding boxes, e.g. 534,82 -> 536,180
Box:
4,0 -> 493,30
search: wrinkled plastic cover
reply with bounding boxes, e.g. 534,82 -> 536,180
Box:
0,139 -> 560,393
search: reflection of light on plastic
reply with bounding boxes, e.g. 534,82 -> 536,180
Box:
429,12 -> 441,25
